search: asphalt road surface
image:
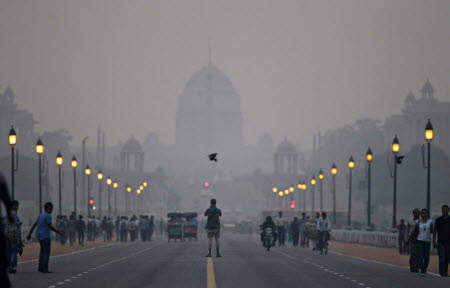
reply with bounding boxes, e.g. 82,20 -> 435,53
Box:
9,234 -> 450,288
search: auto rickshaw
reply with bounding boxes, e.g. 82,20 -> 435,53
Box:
182,212 -> 198,241
167,213 -> 183,242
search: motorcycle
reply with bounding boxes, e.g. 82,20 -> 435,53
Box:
262,227 -> 276,251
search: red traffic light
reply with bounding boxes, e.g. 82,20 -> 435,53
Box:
290,200 -> 296,209
89,199 -> 94,205
204,182 -> 210,188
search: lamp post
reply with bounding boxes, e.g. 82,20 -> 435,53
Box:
36,139 -> 44,214
113,180 -> 118,218
318,169 -> 324,212
97,171 -> 103,218
56,152 -> 63,215
106,177 -> 112,218
310,176 -> 316,217
425,119 -> 433,212
392,135 -> 400,230
331,163 -> 338,225
366,148 -> 373,228
302,183 -> 307,214
8,126 -> 17,200
71,156 -> 78,215
347,156 -> 355,228
85,165 -> 91,217
81,137 -> 88,217
126,185 -> 132,214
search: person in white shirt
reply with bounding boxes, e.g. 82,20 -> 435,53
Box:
414,208 -> 434,276
316,212 -> 331,255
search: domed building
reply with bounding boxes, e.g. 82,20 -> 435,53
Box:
274,138 -> 298,174
175,62 -> 243,157
120,136 -> 144,173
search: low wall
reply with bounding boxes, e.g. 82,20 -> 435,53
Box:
331,229 -> 399,248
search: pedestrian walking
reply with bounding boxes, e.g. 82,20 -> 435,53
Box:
299,213 -> 307,248
205,198 -> 222,257
406,208 -> 420,272
68,213 -> 77,246
397,219 -> 406,254
139,215 -> 147,242
148,215 -> 156,241
276,211 -> 286,246
433,204 -> 450,277
5,200 -> 23,274
115,216 -> 120,241
76,215 -> 86,246
412,208 -> 434,276
27,202 -> 64,273
0,173 -> 13,288
291,217 -> 300,247
120,217 -> 128,242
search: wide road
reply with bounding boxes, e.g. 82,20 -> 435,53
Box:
10,234 -> 450,288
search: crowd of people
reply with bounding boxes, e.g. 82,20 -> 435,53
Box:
400,206 -> 450,277
261,211 -> 331,254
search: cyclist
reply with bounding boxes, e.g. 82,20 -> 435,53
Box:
316,212 -> 331,255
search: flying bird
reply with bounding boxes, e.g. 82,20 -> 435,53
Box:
209,153 -> 218,162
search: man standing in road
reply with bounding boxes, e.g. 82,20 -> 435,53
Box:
406,208 -> 420,272
433,205 -> 450,277
27,202 -> 64,273
205,199 -> 222,257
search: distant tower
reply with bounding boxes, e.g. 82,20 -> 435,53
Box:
274,138 -> 298,174
120,136 -> 144,173
421,79 -> 435,99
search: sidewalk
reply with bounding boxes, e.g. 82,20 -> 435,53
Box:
19,238 -> 114,262
329,241 -> 440,274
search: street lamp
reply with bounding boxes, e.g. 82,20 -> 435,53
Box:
97,170 -> 103,218
36,139 -> 44,214
425,119 -> 433,212
8,126 -> 17,200
310,176 -> 316,217
143,181 -> 148,187
85,165 -> 91,217
113,180 -> 118,218
331,163 -> 338,225
318,169 -> 324,212
347,156 -> 355,228
392,135 -> 400,230
139,185 -> 144,191
366,148 -> 373,228
72,155 -> 78,215
106,176 -> 112,217
272,187 -> 278,193
56,152 -> 63,215
126,185 -> 132,214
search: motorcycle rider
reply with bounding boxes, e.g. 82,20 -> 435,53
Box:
260,216 -> 277,245
316,212 -> 331,254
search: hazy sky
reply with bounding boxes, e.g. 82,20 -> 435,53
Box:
1,0 -> 450,149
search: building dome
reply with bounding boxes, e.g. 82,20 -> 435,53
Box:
276,138 -> 296,154
421,79 -> 435,98
122,136 -> 143,153
177,63 -> 241,113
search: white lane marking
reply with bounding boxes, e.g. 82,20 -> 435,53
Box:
64,279 -> 71,282
358,283 -> 365,286
273,250 -> 297,260
77,274 -> 83,276
57,282 -> 65,285
329,250 -> 440,277
19,243 -> 118,264
49,286 -> 56,288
